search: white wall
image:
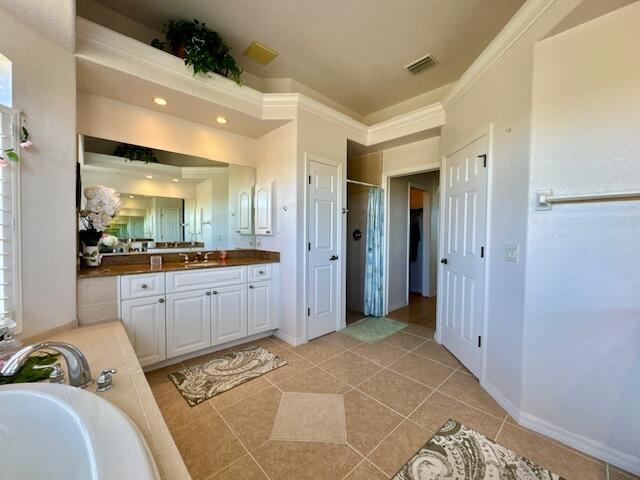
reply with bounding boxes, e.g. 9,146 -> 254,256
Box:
0,6 -> 77,337
77,93 -> 256,167
524,2 -> 640,468
382,136 -> 441,173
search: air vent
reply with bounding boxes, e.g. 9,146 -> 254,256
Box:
244,41 -> 278,65
404,54 -> 437,74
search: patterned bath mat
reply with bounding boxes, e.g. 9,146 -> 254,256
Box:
340,316 -> 407,343
168,346 -> 287,406
393,419 -> 566,480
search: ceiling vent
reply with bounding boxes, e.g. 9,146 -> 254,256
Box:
244,41 -> 278,65
404,54 -> 437,74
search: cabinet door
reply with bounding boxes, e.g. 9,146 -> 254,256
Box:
248,280 -> 273,336
121,295 -> 166,367
237,190 -> 253,235
166,289 -> 212,358
254,182 -> 273,235
212,284 -> 247,344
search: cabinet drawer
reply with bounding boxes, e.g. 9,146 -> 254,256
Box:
120,273 -> 165,300
166,266 -> 247,293
248,263 -> 273,282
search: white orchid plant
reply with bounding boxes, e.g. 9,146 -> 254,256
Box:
79,186 -> 121,246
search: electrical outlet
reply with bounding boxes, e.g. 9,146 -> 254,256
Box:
505,244 -> 519,262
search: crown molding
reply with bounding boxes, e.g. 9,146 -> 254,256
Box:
441,0 -> 557,109
367,102 -> 445,146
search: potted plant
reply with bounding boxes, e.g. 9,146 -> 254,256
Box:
79,186 -> 121,267
151,19 -> 243,85
113,143 -> 158,164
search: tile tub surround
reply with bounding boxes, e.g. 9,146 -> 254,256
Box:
77,276 -> 118,325
78,249 -> 280,278
146,329 -> 626,480
26,322 -> 190,479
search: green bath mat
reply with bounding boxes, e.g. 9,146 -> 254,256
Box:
340,316 -> 407,343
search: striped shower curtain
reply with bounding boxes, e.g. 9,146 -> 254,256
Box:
363,187 -> 384,317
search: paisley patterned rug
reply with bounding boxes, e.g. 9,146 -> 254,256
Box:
168,346 -> 287,406
393,419 -> 566,480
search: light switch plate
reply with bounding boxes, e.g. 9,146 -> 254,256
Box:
505,244 -> 519,262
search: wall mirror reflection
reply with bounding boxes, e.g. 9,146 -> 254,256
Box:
78,135 -> 255,254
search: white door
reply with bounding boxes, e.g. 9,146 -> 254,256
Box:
254,183 -> 273,235
212,284 -> 248,344
121,295 -> 166,366
160,208 -> 180,241
166,289 -> 212,358
307,157 -> 340,340
248,280 -> 273,335
440,135 -> 488,376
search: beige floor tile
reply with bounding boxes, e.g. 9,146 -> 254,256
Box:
412,340 -> 462,368
358,369 -> 432,416
233,336 -> 281,352
171,410 -> 246,480
409,391 -> 503,439
610,467 -> 640,480
402,323 -> 435,339
270,392 -> 347,443
496,423 -> 607,480
268,335 -> 291,347
367,420 -> 432,476
457,363 -> 474,376
154,387 -> 214,432
344,389 -> 404,455
320,351 -> 382,386
146,364 -> 183,396
219,386 -> 282,452
321,331 -> 364,349
389,353 -> 456,388
344,460 -> 388,480
292,338 -> 345,364
383,332 -> 427,351
278,367 -> 350,394
252,440 -> 361,480
209,376 -> 273,410
438,371 -> 506,419
352,342 -> 406,366
209,455 -> 267,480
262,349 -> 314,385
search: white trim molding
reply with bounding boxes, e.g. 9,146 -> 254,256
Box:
441,0 -> 557,109
367,103 -> 445,146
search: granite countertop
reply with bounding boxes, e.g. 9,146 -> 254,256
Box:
23,322 -> 190,479
79,250 -> 279,279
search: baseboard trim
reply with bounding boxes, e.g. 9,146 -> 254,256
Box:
482,380 -> 640,475
273,330 -> 307,347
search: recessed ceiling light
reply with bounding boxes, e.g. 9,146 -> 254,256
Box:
216,116 -> 228,124
153,97 -> 167,106
129,195 -> 135,198
146,175 -> 153,179
172,178 -> 179,182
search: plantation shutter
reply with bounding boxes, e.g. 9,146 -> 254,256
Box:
0,105 -> 21,328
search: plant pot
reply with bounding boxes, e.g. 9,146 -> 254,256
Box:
82,245 -> 101,267
172,42 -> 187,59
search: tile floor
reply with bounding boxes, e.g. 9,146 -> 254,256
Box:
146,299 -> 637,480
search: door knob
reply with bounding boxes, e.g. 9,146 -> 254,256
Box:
329,255 -> 339,261
441,258 -> 448,264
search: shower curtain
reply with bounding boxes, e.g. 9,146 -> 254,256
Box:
363,187 -> 384,317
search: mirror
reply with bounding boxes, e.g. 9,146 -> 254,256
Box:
78,135 -> 255,253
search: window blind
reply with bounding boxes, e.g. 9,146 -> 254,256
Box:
0,105 -> 21,330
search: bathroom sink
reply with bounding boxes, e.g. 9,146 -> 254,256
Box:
0,383 -> 159,480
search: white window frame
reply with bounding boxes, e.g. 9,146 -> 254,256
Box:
0,105 -> 22,333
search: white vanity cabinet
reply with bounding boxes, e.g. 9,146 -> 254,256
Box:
118,263 -> 279,367
121,294 -> 166,367
237,191 -> 253,235
254,182 -> 273,235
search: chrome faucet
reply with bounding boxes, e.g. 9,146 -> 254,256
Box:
0,342 -> 93,388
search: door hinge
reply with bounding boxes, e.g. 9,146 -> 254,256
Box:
308,242 -> 311,251
478,336 -> 482,348
479,154 -> 487,167
308,175 -> 311,184
480,246 -> 485,258
307,307 -> 311,316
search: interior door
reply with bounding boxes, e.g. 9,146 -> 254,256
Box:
440,135 -> 488,377
307,157 -> 340,340
160,208 -> 180,241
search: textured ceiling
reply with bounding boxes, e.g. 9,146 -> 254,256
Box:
85,0 -> 525,115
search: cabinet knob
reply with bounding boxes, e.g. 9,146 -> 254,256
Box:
141,284 -> 148,289
249,285 -> 254,289
158,298 -> 165,303
212,290 -> 218,295
258,270 -> 264,275
206,291 -> 211,296
266,230 -> 271,234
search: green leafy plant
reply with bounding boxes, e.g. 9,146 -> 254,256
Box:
152,19 -> 243,85
0,127 -> 30,165
113,143 -> 158,164
0,353 -> 59,385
